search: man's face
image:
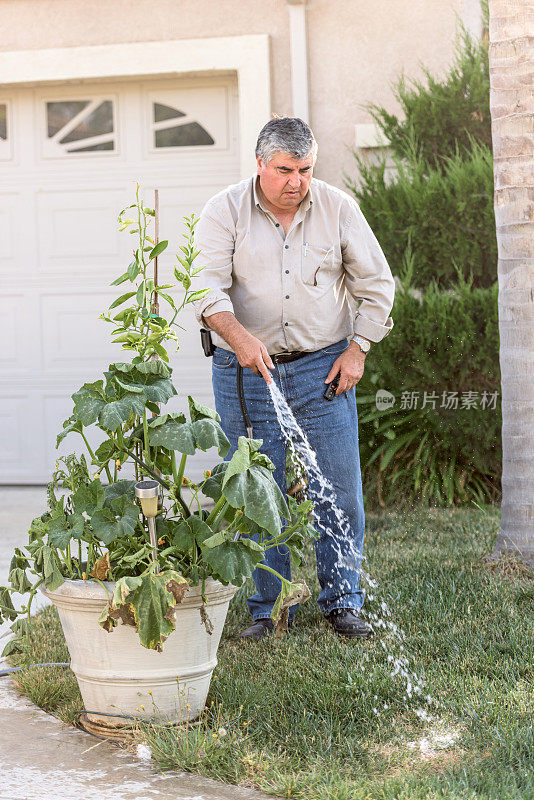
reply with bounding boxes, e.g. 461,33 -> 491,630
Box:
256,151 -> 314,212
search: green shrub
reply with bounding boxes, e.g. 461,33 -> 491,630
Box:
347,140 -> 496,290
345,13 -> 497,290
364,24 -> 491,172
357,266 -> 501,508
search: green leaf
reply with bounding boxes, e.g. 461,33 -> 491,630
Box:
201,529 -> 232,549
170,515 -> 213,556
185,288 -> 210,304
110,373 -> 176,406
133,360 -> 172,379
67,513 -> 86,540
109,291 -> 136,309
114,375 -> 145,393
104,480 -> 136,505
222,437 -> 264,487
149,412 -> 186,428
136,283 -> 145,306
0,587 -> 17,623
2,637 -> 24,658
127,260 -> 140,280
94,439 -> 116,466
110,272 -> 130,286
158,291 -> 176,310
42,546 -> 65,592
56,415 -> 83,448
149,417 -> 230,457
8,567 -> 32,594
133,571 -> 189,651
48,513 -> 71,550
90,498 -> 139,545
9,548 -> 29,574
29,513 -> 51,541
72,479 -> 105,516
200,538 -> 265,586
201,462 -> 228,502
72,382 -> 107,426
188,396 -> 220,423
98,571 -> 189,651
149,240 -> 169,260
48,527 -> 70,551
223,462 -> 288,537
99,394 -> 146,430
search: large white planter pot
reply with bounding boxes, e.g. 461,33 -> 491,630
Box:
42,578 -> 237,727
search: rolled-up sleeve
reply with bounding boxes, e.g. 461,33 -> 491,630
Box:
192,200 -> 236,328
341,199 -> 395,342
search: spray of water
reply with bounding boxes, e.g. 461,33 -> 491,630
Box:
268,379 -> 437,721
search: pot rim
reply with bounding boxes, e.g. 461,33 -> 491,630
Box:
41,575 -> 238,608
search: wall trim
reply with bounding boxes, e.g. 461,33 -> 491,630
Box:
287,0 -> 309,122
0,35 -> 271,178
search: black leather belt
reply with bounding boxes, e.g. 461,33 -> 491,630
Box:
270,350 -> 309,364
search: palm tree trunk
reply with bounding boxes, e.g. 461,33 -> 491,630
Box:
489,0 -> 534,563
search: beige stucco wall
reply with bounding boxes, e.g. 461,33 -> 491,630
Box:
0,0 -> 471,189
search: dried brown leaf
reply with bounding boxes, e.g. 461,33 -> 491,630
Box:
89,552 -> 111,581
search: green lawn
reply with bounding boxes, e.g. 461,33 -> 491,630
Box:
9,507 -> 534,799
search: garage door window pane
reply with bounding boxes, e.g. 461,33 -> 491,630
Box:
59,101 -> 113,143
152,101 -> 214,148
0,104 -> 7,140
47,101 -> 90,137
46,99 -> 116,154
154,102 -> 185,123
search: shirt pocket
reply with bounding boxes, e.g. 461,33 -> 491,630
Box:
301,243 -> 335,286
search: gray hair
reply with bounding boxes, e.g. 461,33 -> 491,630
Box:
255,117 -> 318,164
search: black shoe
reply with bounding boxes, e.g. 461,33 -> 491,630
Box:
238,617 -> 295,641
238,618 -> 274,641
325,608 -> 370,639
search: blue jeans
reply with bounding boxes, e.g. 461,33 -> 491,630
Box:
211,338 -> 365,621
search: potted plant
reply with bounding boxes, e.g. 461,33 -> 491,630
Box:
0,185 -> 315,730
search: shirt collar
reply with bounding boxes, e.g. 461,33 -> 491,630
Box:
252,173 -> 313,215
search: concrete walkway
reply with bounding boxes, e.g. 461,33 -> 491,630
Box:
0,678 -> 271,800
0,488 -> 272,800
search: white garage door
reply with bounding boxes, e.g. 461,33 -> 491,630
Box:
0,75 -> 240,484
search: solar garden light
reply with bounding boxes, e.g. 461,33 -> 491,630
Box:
135,480 -> 160,573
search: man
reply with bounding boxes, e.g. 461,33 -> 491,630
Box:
193,117 -> 394,640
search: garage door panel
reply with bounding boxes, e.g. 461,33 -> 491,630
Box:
0,394 -> 45,480
0,191 -> 28,270
36,188 -> 125,272
142,184 -> 221,231
40,291 -> 122,375
0,200 -> 15,260
144,84 -> 231,156
2,75 -> 239,483
0,293 -> 43,384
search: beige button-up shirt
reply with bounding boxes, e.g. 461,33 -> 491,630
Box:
193,174 -> 395,354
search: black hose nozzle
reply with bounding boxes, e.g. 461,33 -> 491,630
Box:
323,373 -> 340,401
